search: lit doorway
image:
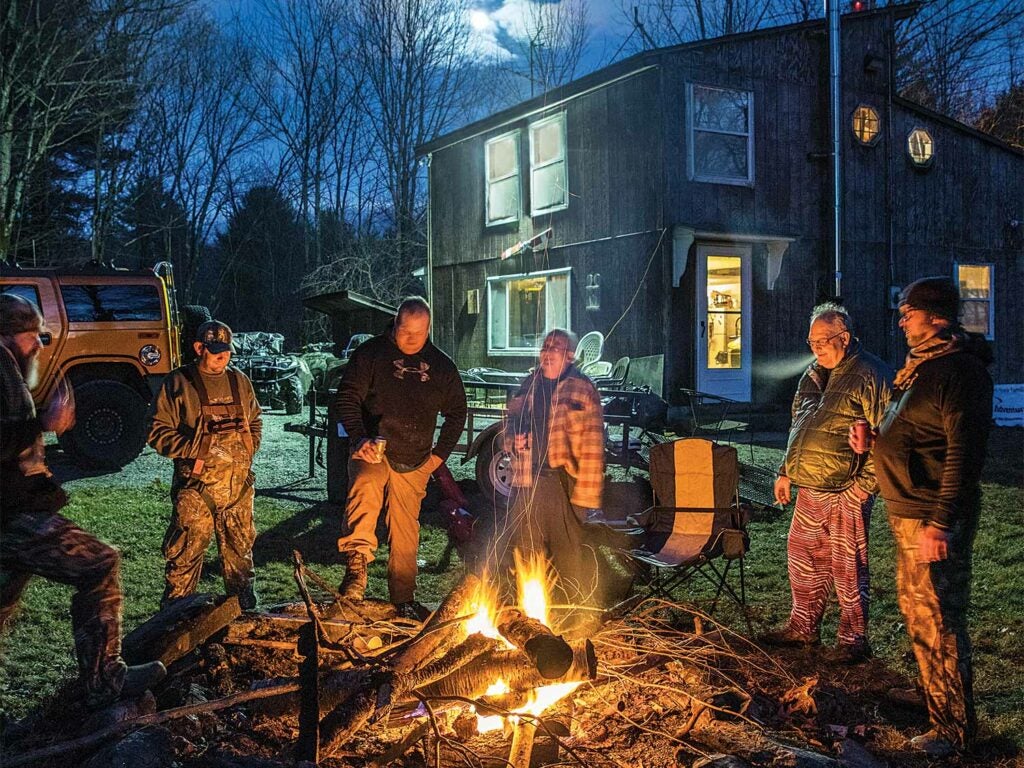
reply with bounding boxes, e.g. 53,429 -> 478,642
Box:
695,244 -> 751,401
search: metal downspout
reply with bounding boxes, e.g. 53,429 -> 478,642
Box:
828,0 -> 843,299
425,153 -> 434,312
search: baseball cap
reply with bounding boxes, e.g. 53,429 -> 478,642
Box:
898,276 -> 960,322
196,320 -> 233,353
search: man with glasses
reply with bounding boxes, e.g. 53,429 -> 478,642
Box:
764,302 -> 892,663
867,277 -> 993,758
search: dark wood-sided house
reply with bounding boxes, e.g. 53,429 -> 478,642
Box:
417,5 -> 1023,408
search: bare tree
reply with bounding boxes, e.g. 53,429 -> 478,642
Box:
137,11 -> 261,301
244,0 -> 365,270
0,0 -> 180,263
897,0 -> 1024,122
350,0 -> 474,284
619,0 -> 780,52
482,0 -> 592,104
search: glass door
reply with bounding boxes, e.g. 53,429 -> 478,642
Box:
695,244 -> 751,401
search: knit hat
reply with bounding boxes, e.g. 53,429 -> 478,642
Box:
898,276 -> 960,321
0,294 -> 44,336
196,320 -> 234,353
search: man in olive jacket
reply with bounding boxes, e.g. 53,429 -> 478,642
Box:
148,321 -> 262,610
869,277 -> 993,758
767,303 -> 893,662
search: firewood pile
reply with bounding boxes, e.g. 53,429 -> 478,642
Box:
2,553 -> 890,768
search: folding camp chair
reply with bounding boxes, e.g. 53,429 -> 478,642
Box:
626,438 -> 750,615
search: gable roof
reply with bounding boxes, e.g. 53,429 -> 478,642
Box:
417,4 -> 920,156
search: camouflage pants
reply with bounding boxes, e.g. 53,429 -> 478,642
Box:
162,483 -> 257,609
890,513 -> 978,749
0,510 -> 127,706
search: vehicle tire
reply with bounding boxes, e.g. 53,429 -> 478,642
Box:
58,380 -> 148,470
181,304 -> 211,361
283,376 -> 304,415
474,426 -> 515,503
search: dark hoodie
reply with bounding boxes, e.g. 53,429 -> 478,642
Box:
873,332 -> 994,530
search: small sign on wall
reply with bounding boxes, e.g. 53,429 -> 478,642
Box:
994,384 -> 1024,427
466,288 -> 480,315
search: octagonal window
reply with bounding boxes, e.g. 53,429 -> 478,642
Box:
907,127 -> 934,167
852,105 -> 881,146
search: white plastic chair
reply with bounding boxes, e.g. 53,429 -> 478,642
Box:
575,331 -> 604,370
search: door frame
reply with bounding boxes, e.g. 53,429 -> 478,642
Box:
695,243 -> 752,402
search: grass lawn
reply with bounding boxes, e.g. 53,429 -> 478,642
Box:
1,428 -> 1021,757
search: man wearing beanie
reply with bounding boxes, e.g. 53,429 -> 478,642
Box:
1,294 -> 165,708
866,276 -> 993,757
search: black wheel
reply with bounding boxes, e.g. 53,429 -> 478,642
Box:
474,426 -> 514,502
181,304 -> 211,361
58,380 -> 148,469
283,376 -> 304,415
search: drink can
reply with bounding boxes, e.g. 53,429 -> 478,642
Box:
373,437 -> 387,460
852,419 -> 871,454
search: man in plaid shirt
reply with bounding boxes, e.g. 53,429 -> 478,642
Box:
495,329 -> 605,605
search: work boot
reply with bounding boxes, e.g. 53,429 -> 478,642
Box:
394,601 -> 430,622
910,729 -> 956,759
120,661 -> 167,699
760,626 -> 820,648
339,552 -> 368,601
831,639 -> 872,664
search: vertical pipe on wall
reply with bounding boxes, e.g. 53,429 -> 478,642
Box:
828,0 -> 843,299
425,153 -> 434,312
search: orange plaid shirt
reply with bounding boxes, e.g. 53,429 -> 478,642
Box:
505,365 -> 605,509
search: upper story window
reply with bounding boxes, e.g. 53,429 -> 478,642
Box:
687,84 -> 754,186
61,284 -> 163,322
956,263 -> 994,338
852,104 -> 881,145
907,127 -> 935,167
529,114 -> 568,215
485,130 -> 521,226
487,267 -> 570,355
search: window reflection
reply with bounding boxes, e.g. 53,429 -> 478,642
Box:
706,256 -> 741,369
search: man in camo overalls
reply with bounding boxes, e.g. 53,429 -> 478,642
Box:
148,320 -> 262,609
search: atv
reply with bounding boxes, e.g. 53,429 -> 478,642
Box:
232,332 -> 312,414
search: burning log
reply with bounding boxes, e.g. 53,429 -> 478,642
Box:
392,571 -> 481,675
498,608 -> 574,679
414,640 -> 597,701
509,717 -> 538,768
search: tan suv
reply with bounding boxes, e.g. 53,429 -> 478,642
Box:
0,261 -> 189,469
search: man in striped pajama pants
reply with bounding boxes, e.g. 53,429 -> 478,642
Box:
765,302 -> 893,663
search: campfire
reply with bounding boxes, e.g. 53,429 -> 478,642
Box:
3,548 -> 902,768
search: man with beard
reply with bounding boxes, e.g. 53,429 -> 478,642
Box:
0,294 -> 165,708
866,277 -> 993,758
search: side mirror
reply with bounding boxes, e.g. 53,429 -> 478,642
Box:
39,332 -> 52,346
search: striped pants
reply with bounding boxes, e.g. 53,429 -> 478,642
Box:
786,486 -> 873,645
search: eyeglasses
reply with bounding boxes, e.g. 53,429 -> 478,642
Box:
805,330 -> 847,350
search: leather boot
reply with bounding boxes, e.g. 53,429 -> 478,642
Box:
121,661 -> 167,699
339,552 -> 368,600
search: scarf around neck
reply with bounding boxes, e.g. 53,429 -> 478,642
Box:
893,329 -> 966,390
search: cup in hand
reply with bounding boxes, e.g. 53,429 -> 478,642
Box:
850,419 -> 872,454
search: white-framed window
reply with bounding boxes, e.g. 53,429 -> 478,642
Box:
487,267 -> 571,355
485,130 -> 521,226
687,83 -> 754,185
529,113 -> 568,216
956,263 -> 994,339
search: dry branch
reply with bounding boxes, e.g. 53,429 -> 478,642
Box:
391,571 -> 481,674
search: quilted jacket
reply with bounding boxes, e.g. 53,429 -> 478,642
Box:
781,340 -> 894,494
